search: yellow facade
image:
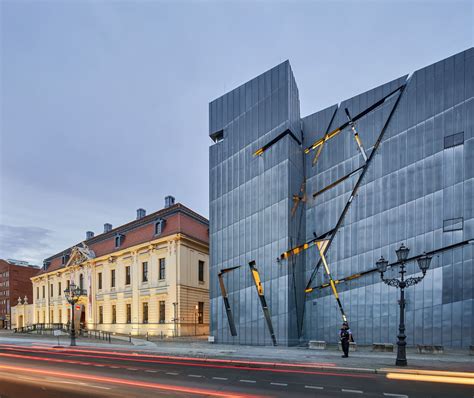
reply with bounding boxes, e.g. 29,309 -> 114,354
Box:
31,233 -> 209,337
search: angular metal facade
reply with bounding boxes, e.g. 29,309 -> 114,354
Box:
209,48 -> 474,347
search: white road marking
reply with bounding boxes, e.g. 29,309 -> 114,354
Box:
383,394 -> 408,398
188,374 -> 203,378
240,379 -> 256,383
145,370 -> 158,373
94,365 -> 105,367
270,382 -> 288,387
90,386 -> 112,390
52,380 -> 110,390
342,389 -> 363,394
127,368 -> 138,371
166,372 -> 179,376
305,385 -> 324,390
110,366 -> 120,369
212,377 -> 228,381
51,381 -> 88,386
17,376 -> 44,382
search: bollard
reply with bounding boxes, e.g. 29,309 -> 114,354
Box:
108,332 -> 111,343
146,332 -> 149,341
129,332 -> 131,343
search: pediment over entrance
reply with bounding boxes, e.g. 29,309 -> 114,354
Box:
66,243 -> 96,267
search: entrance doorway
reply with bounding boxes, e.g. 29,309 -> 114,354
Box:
80,307 -> 86,330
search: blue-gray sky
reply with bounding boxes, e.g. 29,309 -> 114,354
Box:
1,0 -> 472,265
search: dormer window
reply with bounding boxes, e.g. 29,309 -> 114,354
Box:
154,219 -> 166,236
115,233 -> 125,248
61,254 -> 70,265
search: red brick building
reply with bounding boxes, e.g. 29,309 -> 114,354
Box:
0,259 -> 40,328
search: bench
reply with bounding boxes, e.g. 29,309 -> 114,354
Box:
372,343 -> 394,352
417,345 -> 444,354
308,340 -> 326,350
338,342 -> 357,352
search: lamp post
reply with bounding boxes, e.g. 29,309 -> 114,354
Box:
194,304 -> 199,336
376,244 -> 432,366
64,282 -> 86,347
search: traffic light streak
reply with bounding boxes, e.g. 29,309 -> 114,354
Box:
0,344 -> 337,368
0,350 -> 375,378
0,362 -> 261,398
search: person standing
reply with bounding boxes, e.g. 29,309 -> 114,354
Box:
340,322 -> 352,358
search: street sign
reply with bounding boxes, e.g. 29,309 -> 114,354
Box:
53,330 -> 62,336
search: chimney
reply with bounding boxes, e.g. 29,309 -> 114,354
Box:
136,208 -> 146,219
86,231 -> 94,240
164,195 -> 175,208
104,223 -> 112,233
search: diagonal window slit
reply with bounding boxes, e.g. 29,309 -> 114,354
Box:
217,266 -> 241,337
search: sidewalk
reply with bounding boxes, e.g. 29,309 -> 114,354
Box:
1,331 -> 472,374
123,339 -> 474,373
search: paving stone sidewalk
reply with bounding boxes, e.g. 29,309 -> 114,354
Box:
1,332 -> 472,373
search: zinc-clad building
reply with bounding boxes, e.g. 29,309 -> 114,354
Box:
208,48 -> 474,347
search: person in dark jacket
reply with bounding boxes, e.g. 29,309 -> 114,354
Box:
339,322 -> 352,358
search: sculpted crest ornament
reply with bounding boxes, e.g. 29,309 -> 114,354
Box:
67,242 -> 96,267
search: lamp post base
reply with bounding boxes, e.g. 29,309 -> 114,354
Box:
395,358 -> 407,366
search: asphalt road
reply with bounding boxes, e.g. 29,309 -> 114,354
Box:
0,343 -> 471,398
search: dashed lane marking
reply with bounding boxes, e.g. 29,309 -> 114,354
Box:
305,385 -> 324,390
212,377 -> 228,381
383,394 -> 408,398
166,372 -> 179,376
145,370 -> 158,373
90,386 -> 112,390
94,365 -> 105,367
342,389 -> 363,394
110,366 -> 119,369
127,368 -> 138,371
188,375 -> 203,378
240,380 -> 256,384
270,382 -> 287,387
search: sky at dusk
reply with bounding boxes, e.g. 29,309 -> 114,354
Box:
1,0 -> 473,265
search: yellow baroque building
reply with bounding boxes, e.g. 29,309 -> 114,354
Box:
31,197 -> 209,337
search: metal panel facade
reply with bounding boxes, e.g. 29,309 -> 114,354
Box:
209,48 -> 474,347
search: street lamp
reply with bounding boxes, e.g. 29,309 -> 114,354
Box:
194,304 -> 199,336
64,282 -> 86,346
376,244 -> 431,366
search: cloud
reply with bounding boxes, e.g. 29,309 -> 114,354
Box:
0,224 -> 54,265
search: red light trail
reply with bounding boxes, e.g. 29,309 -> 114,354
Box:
0,362 -> 263,398
0,347 -> 374,379
0,343 -> 336,368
